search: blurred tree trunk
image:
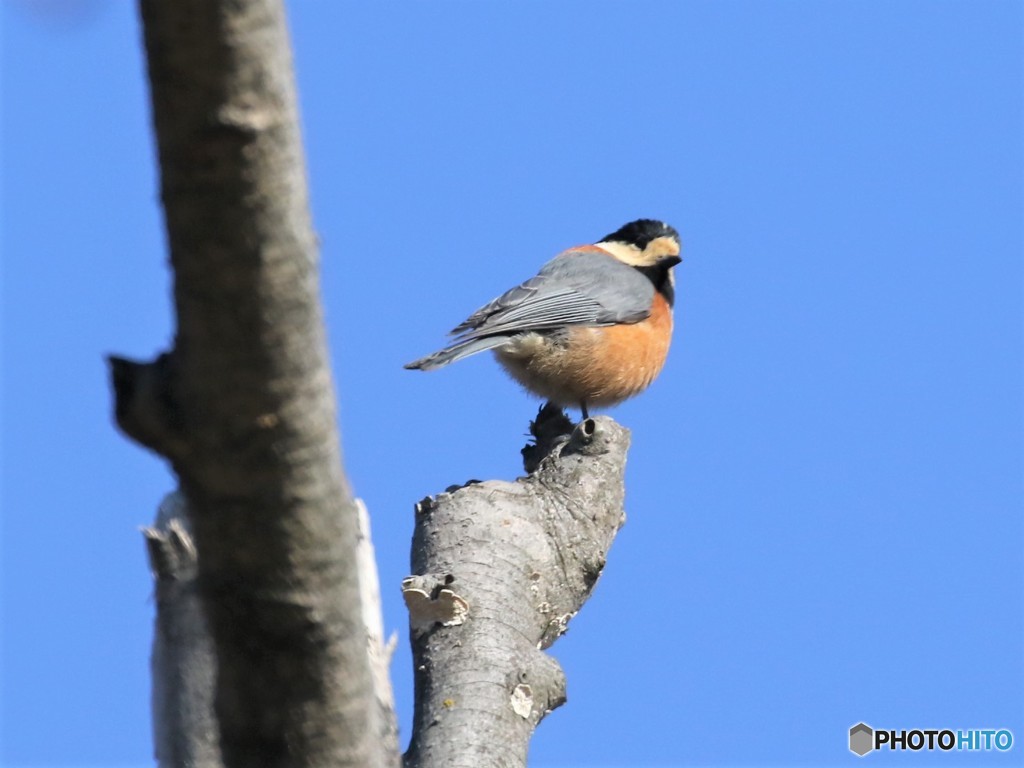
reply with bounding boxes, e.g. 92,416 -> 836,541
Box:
110,2 -> 630,767
111,1 -> 395,766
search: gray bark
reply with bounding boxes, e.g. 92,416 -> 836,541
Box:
145,493 -> 222,768
402,405 -> 629,768
142,493 -> 397,768
111,1 -> 395,766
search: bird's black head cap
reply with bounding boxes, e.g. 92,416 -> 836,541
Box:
601,219 -> 680,249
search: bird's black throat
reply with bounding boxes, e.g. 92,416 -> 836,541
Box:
635,262 -> 677,307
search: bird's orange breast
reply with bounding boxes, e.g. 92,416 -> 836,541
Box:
494,292 -> 673,408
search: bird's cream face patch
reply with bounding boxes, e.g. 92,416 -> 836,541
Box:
595,240 -> 646,266
596,236 -> 680,267
644,235 -> 681,260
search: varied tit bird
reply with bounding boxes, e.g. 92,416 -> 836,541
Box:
405,219 -> 682,419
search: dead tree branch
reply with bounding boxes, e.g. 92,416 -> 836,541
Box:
145,493 -> 222,768
403,406 -> 629,768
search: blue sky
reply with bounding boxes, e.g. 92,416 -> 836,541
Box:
2,1 -> 1021,766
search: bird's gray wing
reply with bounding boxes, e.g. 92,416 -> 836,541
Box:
450,249 -> 655,340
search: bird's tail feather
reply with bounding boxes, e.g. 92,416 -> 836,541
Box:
404,335 -> 510,371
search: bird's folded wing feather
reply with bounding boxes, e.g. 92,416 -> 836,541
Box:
450,250 -> 655,340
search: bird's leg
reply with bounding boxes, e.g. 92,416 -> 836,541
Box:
580,400 -> 590,420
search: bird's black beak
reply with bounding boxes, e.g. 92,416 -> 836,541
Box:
664,255 -> 683,268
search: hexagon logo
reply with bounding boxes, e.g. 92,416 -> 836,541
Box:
850,722 -> 874,756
